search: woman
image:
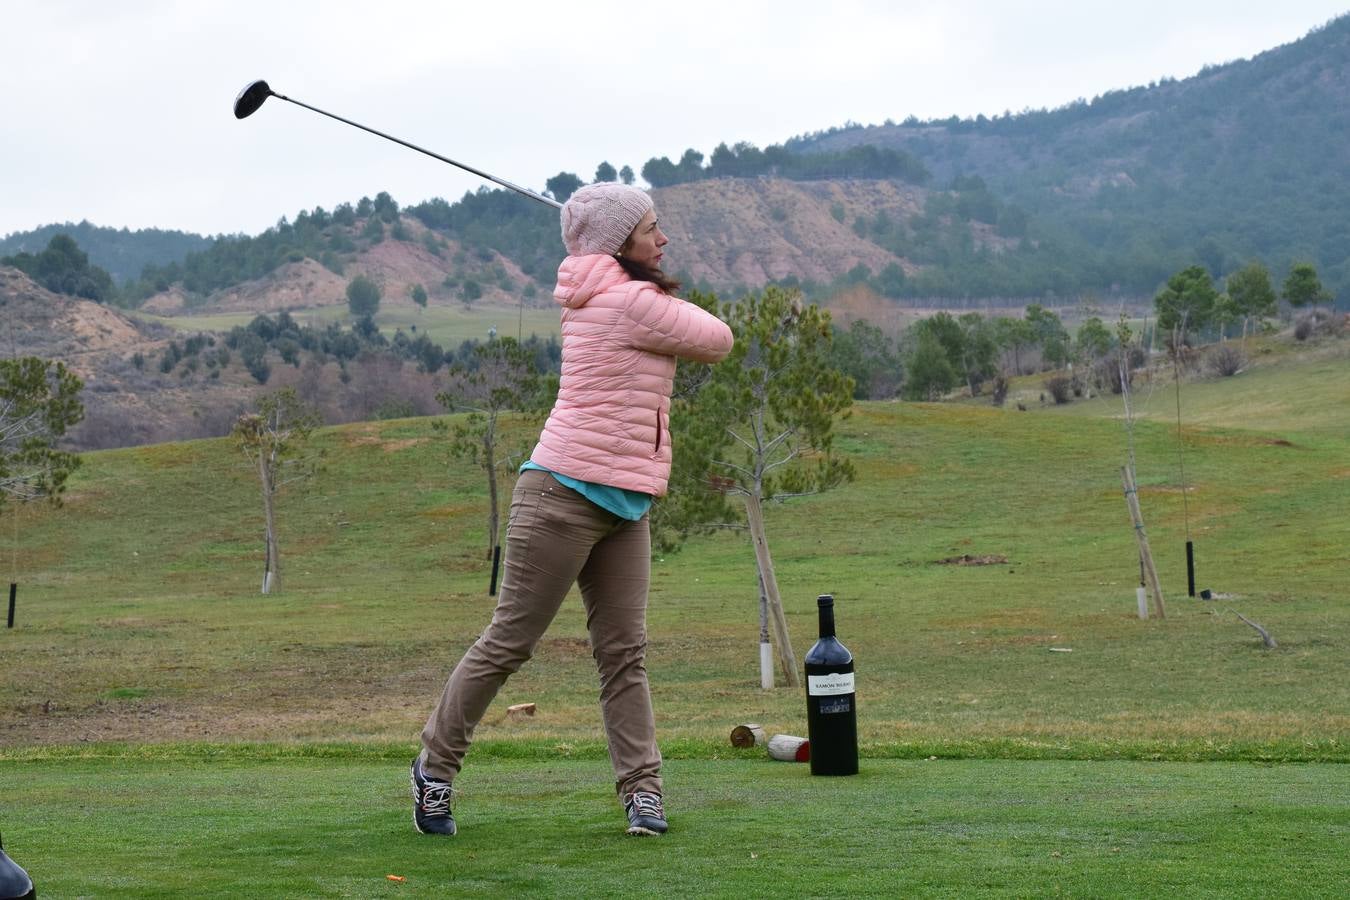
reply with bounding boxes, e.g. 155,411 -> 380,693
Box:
413,183 -> 734,837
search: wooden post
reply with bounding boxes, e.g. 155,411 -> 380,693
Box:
1121,466 -> 1166,619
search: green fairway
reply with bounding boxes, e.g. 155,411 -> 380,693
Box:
133,299 -> 562,347
2,754 -> 1345,898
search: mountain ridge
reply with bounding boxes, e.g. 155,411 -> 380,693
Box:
4,15 -> 1347,308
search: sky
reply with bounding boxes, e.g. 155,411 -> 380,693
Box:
3,0 -> 1347,239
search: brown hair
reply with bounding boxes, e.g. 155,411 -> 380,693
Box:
616,234 -> 682,295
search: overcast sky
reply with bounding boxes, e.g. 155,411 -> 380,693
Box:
3,1 -> 1346,239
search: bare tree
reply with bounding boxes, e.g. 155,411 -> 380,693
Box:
436,337 -> 553,565
233,387 -> 322,594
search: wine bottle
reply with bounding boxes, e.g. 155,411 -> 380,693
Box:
803,594 -> 858,776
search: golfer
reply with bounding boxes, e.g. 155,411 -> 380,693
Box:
412,182 -> 734,837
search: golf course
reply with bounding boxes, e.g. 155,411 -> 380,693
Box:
2,332 -> 1346,897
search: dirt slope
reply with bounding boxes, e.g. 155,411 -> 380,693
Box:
653,178 -> 924,286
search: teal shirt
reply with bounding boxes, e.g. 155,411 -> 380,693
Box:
519,461 -> 653,521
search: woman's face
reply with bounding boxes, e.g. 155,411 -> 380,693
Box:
621,209 -> 668,269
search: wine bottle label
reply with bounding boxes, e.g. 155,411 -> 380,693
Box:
807,672 -> 855,696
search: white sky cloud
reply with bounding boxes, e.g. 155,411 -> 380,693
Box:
2,0 -> 1346,237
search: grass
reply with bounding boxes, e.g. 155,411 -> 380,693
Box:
1,332 -> 1346,894
133,298 -> 562,347
3,337 -> 1348,755
3,754 -> 1346,898
1042,335 -> 1350,436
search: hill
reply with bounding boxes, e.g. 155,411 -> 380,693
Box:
654,177 -> 925,289
130,205 -> 545,316
2,266 -> 430,449
0,221 -> 213,283
791,14 -> 1350,300
0,265 -> 253,447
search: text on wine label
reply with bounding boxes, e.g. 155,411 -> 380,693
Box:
807,672 -> 855,696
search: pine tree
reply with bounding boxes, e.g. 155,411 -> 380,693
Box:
0,358 -> 84,507
666,287 -> 854,686
1225,262 -> 1277,340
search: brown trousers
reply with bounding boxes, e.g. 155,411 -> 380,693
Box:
420,469 -> 661,796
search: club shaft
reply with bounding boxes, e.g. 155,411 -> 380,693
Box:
272,92 -> 562,210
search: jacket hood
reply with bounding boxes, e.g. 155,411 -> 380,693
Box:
554,254 -> 630,309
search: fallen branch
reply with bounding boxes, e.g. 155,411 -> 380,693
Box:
1229,609 -> 1278,649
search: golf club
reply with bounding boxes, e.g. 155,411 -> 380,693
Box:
233,80 -> 562,210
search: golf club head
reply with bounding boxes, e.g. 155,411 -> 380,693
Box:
234,79 -> 274,119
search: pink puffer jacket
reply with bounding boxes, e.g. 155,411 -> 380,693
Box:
529,254 -> 734,496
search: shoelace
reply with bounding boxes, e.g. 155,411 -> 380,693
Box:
627,791 -> 664,819
420,780 -> 453,816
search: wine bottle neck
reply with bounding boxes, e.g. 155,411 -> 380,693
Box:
817,605 -> 836,639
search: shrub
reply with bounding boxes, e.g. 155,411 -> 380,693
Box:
1043,374 -> 1072,404
1207,344 -> 1246,377
1293,310 -> 1340,341
1168,345 -> 1202,373
990,374 -> 1008,407
319,251 -> 344,275
1095,345 -> 1146,394
375,399 -> 416,420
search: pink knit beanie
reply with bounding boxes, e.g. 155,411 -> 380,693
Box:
560,183 -> 654,257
